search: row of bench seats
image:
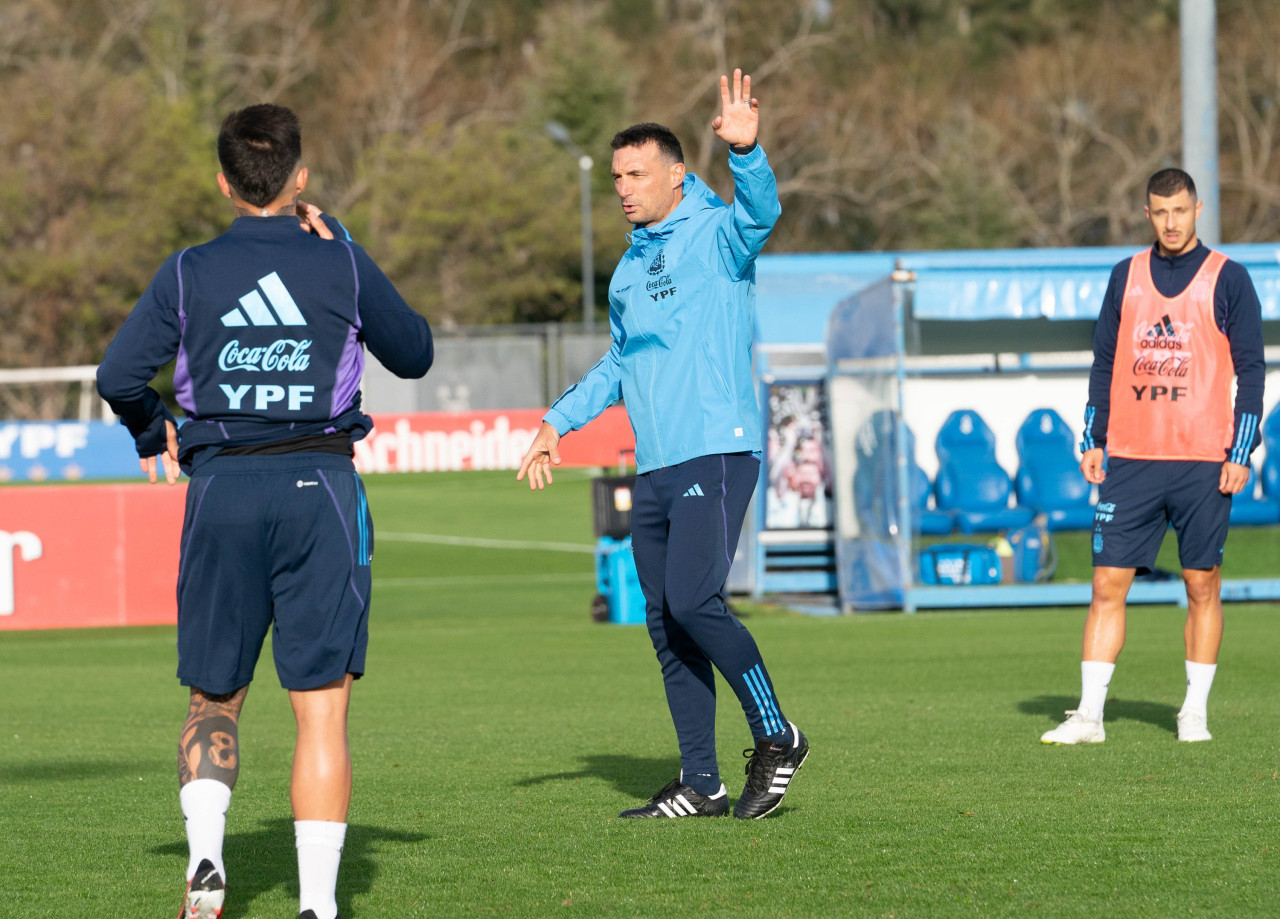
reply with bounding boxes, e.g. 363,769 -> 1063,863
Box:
854,407 -> 1280,536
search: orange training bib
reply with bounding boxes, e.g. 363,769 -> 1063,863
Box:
1106,248 -> 1234,461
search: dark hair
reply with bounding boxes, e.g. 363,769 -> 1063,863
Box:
610,122 -> 684,165
217,104 -> 303,208
1147,167 -> 1197,201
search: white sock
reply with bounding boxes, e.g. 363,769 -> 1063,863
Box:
296,820 -> 347,919
180,779 -> 232,881
1181,660 -> 1218,716
1079,660 -> 1115,721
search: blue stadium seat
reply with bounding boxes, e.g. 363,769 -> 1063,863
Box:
1261,404 -> 1280,502
1014,408 -> 1094,531
934,409 -> 1034,534
1264,402 -> 1280,451
1230,465 -> 1280,527
1263,452 -> 1280,504
853,410 -> 951,537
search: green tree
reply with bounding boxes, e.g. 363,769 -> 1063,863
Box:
359,123 -> 593,325
0,62 -> 224,373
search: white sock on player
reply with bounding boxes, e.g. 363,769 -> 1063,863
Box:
180,779 -> 232,881
296,819 -> 347,919
1079,660 -> 1115,721
1181,660 -> 1217,716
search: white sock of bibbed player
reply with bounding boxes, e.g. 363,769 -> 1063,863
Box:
1079,660 -> 1115,721
180,779 -> 232,881
1181,660 -> 1217,717
296,820 -> 347,919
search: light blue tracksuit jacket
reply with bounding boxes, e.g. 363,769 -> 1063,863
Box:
544,144 -> 781,473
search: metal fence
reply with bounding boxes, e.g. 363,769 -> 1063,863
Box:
1,324 -> 614,421
359,323 -> 611,414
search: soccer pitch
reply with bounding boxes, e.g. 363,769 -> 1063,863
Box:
2,469 -> 1278,917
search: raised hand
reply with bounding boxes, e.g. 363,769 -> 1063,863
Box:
711,68 -> 759,149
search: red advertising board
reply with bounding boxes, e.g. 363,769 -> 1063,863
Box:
1,407 -> 634,631
0,484 -> 185,630
354,405 -> 635,474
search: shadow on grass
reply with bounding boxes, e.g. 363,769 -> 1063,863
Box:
514,753 -> 809,820
514,753 -> 683,798
1020,694 -> 1179,735
0,759 -> 163,783
153,818 -> 428,918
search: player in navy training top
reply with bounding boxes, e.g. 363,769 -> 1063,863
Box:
96,104 -> 432,919
1041,168 -> 1263,748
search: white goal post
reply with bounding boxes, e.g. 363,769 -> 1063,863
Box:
0,366 -> 111,422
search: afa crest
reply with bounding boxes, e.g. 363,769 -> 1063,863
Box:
647,250 -> 665,275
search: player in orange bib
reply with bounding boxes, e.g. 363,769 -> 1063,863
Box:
1042,168 -> 1265,745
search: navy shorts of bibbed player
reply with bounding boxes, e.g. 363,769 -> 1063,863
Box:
175,452 -> 373,695
1091,457 -> 1231,573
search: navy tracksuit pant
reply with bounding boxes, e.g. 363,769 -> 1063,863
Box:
630,453 -> 789,781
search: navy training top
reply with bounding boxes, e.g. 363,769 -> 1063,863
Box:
97,214 -> 433,468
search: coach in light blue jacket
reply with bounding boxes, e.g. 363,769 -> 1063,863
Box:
540,127 -> 777,471
519,70 -> 810,823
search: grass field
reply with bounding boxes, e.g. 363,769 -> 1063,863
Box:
3,468 -> 1279,917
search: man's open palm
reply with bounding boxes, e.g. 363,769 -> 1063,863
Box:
712,68 -> 759,148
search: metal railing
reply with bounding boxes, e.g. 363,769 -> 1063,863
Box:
0,325 -> 615,421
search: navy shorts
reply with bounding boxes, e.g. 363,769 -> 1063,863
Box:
1092,457 -> 1229,572
176,452 -> 373,694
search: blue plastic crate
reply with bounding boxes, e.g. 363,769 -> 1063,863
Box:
594,536 -> 646,625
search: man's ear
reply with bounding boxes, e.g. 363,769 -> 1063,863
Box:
294,166 -> 308,197
671,162 -> 686,189
216,172 -> 233,199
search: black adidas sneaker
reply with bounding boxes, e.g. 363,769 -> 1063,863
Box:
618,779 -> 730,818
733,722 -> 809,819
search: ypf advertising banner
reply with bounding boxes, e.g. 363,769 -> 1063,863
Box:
0,421 -> 140,483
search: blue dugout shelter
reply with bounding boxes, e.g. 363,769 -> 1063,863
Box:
737,244 -> 1280,611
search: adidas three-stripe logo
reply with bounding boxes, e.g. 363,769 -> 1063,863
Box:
683,483 -> 705,497
768,765 -> 798,796
222,272 -> 307,327
657,794 -> 702,818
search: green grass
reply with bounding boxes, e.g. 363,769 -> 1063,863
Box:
2,469 -> 1280,917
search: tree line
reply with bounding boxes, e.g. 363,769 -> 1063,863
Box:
3,0 -> 1280,397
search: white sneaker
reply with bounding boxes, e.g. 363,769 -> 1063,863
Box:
181,858 -> 224,918
1176,710 -> 1212,742
1040,708 -> 1106,744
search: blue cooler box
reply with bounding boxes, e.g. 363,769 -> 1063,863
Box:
594,536 -> 646,625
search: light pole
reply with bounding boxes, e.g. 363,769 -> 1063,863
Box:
1180,0 -> 1220,244
545,121 -> 595,337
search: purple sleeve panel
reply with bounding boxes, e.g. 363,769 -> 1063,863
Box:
331,322 -> 367,416
172,249 -> 196,415
341,241 -> 363,331
329,241 -> 366,416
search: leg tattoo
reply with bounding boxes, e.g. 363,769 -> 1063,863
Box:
179,686 -> 248,788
